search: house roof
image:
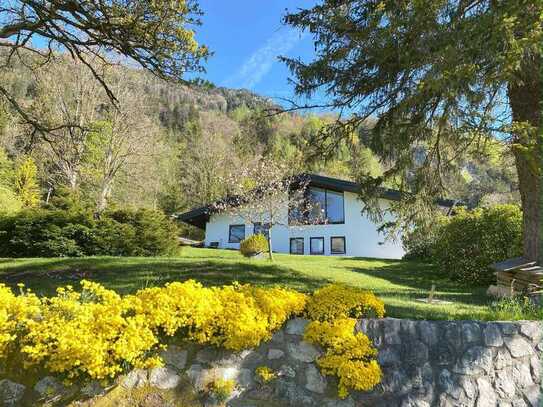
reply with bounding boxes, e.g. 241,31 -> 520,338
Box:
175,173 -> 458,229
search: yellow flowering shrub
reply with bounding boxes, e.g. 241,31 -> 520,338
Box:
305,284 -> 385,322
21,281 -> 161,379
304,318 -> 382,398
255,366 -> 276,383
1,278 -> 383,400
132,280 -> 307,351
127,280 -> 222,340
2,279 -> 307,381
206,378 -> 236,402
0,283 -> 40,361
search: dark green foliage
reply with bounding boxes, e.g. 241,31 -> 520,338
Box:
431,205 -> 523,284
0,208 -> 179,258
402,223 -> 438,261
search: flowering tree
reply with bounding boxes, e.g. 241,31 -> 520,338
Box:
213,159 -> 311,261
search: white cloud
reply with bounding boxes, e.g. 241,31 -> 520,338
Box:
224,28 -> 304,89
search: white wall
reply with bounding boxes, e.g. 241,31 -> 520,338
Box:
204,191 -> 405,259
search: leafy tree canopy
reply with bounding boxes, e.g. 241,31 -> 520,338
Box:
0,0 -> 209,133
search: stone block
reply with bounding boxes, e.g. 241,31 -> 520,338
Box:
305,364 -> 326,394
34,376 -> 66,397
121,369 -> 148,389
512,363 -> 534,389
529,355 -> 540,383
500,322 -> 520,335
0,380 -> 25,407
476,377 -> 497,407
418,320 -> 439,347
378,346 -> 402,366
522,384 -> 541,407
267,348 -> 285,360
453,346 -> 494,375
495,369 -> 516,398
384,320 -> 402,345
287,341 -> 321,363
462,322 -> 482,343
483,323 -> 503,347
160,345 -> 188,371
494,348 -> 513,370
278,364 -> 296,379
186,364 -> 205,390
149,367 -> 181,390
505,336 -> 534,358
520,321 -> 542,342
403,339 -> 428,365
285,318 -> 309,336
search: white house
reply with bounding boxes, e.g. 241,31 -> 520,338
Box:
177,174 -> 454,259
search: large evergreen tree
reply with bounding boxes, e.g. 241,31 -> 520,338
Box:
283,0 -> 542,261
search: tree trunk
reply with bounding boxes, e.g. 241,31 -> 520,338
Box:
507,55 -> 541,262
96,181 -> 112,213
267,228 -> 274,261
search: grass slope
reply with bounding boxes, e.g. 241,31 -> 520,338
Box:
0,247 -> 491,320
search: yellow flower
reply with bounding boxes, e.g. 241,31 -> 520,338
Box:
304,317 -> 382,398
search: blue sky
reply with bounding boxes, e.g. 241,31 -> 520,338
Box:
193,0 -> 317,102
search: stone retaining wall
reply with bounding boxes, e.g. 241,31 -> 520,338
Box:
1,318 -> 541,406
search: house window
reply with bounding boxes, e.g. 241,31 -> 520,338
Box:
330,236 -> 346,254
290,187 -> 344,225
253,222 -> 270,239
308,187 -> 327,222
326,190 -> 345,223
310,237 -> 324,255
290,238 -> 304,255
229,225 -> 245,243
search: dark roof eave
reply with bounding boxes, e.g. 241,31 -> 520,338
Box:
175,173 -> 458,228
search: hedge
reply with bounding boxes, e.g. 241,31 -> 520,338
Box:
0,208 -> 179,257
431,204 -> 523,284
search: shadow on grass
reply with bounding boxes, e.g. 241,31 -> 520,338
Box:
338,258 -> 490,307
0,257 -> 326,297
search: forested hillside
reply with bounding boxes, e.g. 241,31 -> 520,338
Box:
0,56 -> 518,237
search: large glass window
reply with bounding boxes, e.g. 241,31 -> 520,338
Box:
290,238 -> 304,255
308,187 -> 327,222
331,236 -> 346,254
306,187 -> 344,224
326,190 -> 345,223
228,224 -> 245,243
310,237 -> 324,255
253,222 -> 270,239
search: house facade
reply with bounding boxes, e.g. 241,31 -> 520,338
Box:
178,174 -> 453,259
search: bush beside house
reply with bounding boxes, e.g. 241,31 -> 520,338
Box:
404,204 -> 523,284
0,208 -> 179,257
239,234 -> 269,257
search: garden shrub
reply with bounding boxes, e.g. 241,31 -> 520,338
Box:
303,283 -> 384,398
305,283 -> 385,322
0,207 -> 179,257
239,233 -> 269,257
0,280 -> 382,399
304,318 -> 382,398
0,280 -> 308,381
402,221 -> 439,260
431,204 -> 522,284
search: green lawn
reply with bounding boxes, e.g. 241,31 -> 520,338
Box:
0,247 -> 492,320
